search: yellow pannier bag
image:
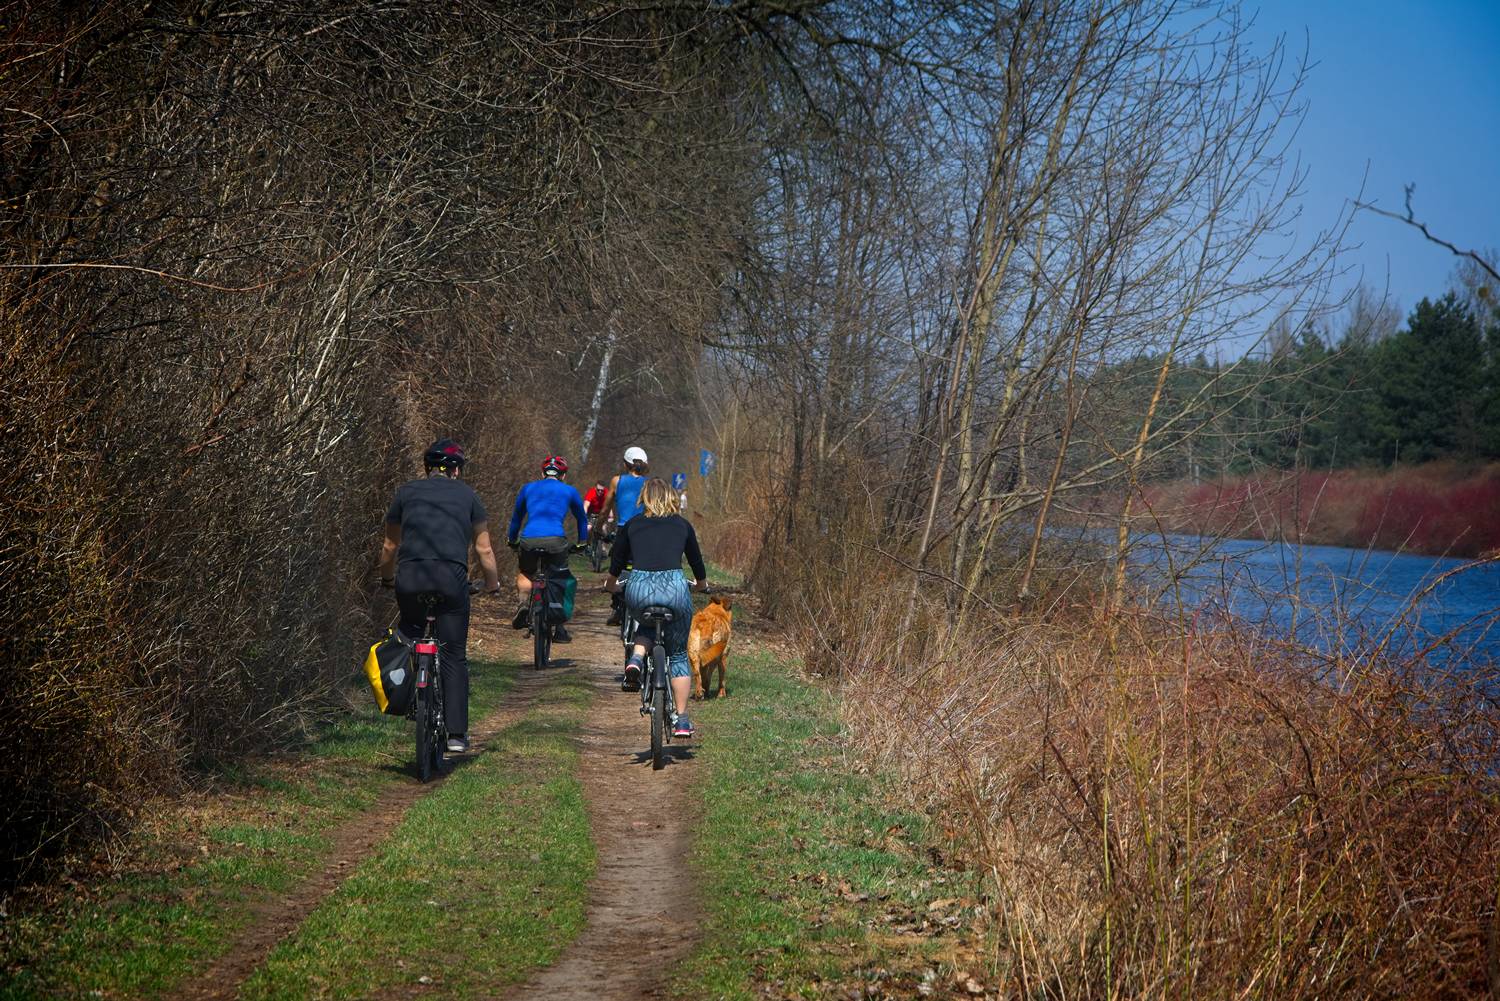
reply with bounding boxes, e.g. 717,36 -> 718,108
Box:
364,628 -> 415,716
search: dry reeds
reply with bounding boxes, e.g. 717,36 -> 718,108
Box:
762,531 -> 1500,998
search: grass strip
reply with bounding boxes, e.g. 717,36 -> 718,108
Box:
0,659 -> 520,1001
239,672 -> 594,1000
678,644 -> 990,1000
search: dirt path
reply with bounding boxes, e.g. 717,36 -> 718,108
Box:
501,594 -> 701,1001
169,612 -> 553,1001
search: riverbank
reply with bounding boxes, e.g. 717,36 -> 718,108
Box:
735,523 -> 1500,998
1118,462 -> 1500,558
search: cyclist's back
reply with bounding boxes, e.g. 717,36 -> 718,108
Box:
379,439 -> 502,755
509,476 -> 587,545
614,473 -> 646,525
390,475 -> 486,585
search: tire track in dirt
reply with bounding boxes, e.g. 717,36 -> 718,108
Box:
500,600 -> 701,1001
169,612 -> 553,1001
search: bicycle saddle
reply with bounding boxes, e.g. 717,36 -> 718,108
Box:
641,604 -> 675,620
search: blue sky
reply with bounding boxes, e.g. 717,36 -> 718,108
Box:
1249,0 -> 1500,322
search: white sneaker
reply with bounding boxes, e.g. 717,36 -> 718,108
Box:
446,736 -> 469,753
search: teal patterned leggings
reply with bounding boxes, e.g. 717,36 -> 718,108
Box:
623,569 -> 693,679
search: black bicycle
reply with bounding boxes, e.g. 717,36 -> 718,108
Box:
522,543 -> 584,670
635,603 -> 677,770
586,514 -> 610,573
410,592 -> 447,782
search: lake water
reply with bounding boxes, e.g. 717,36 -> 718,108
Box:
1124,534 -> 1500,670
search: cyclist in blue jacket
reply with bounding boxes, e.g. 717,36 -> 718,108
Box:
508,455 -> 588,641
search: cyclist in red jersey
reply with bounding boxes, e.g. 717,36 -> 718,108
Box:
583,480 -> 609,517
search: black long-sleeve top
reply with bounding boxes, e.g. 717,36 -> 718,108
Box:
610,514 -> 707,580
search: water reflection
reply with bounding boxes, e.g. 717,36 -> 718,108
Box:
1120,534 -> 1500,669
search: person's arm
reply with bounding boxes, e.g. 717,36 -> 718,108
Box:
379,489 -> 403,584
570,488 -> 588,543
607,475 -> 620,521
507,486 -> 525,544
683,520 -> 708,590
605,520 -> 632,588
379,523 -> 400,584
472,522 -> 501,592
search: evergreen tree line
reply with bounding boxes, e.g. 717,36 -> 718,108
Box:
1147,285 -> 1500,479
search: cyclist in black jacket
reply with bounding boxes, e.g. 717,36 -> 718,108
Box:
603,477 -> 708,737
378,439 -> 502,754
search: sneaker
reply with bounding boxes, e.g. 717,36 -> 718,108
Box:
553,625 -> 571,643
605,609 -> 622,627
446,735 -> 469,754
672,716 -> 695,739
622,662 -> 641,690
511,605 -> 529,630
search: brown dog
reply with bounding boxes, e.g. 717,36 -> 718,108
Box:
687,595 -> 733,699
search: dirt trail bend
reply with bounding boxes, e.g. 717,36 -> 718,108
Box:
502,601 -> 701,1001
170,628 -> 552,1001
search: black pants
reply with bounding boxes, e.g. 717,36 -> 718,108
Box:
395,560 -> 470,736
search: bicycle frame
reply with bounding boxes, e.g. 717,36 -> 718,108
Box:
635,607 -> 676,769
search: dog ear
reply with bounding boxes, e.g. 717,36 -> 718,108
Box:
720,595 -> 733,611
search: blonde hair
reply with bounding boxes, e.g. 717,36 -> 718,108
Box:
640,477 -> 677,518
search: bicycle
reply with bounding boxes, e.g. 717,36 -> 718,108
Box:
634,603 -> 679,770
520,542 -> 584,670
586,514 -> 611,573
409,592 -> 447,782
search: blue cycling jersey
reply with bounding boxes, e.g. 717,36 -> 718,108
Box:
614,474 -> 646,524
508,478 -> 588,543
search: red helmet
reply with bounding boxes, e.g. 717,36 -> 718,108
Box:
541,455 -> 568,477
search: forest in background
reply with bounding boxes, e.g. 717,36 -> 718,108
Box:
1083,281 -> 1500,555
6,2 -> 1497,996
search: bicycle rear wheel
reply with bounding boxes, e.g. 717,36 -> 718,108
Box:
650,686 -> 665,770
649,645 -> 667,770
415,671 -> 434,782
532,602 -> 549,669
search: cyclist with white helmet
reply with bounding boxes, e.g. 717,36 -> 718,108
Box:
508,455 -> 588,642
605,446 -> 649,626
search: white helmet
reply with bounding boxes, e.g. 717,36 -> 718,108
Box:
623,446 -> 648,464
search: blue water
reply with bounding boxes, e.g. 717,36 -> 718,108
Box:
1125,534 -> 1500,670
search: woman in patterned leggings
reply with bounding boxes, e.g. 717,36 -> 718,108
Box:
603,477 -> 708,737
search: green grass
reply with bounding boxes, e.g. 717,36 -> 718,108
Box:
240,673 -> 594,1000
705,561 -> 743,588
0,659 -> 521,1001
677,645 -> 988,1000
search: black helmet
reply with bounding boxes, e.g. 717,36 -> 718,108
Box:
423,439 -> 466,470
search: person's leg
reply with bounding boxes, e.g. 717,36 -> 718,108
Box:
622,576 -> 653,685
660,579 -> 695,729
437,588 -> 471,738
393,588 -> 427,642
512,548 -> 535,629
